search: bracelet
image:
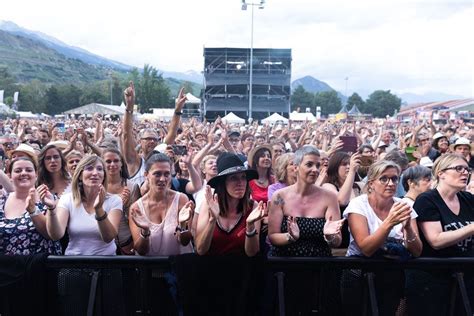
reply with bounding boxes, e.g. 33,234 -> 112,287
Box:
175,225 -> 188,234
47,205 -> 56,211
324,234 -> 337,244
125,109 -> 133,114
245,228 -> 258,237
140,229 -> 151,239
28,206 -> 42,218
406,233 -> 418,243
286,232 -> 296,243
95,212 -> 108,222
174,110 -> 183,116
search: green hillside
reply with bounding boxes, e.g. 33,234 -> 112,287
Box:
0,30 -> 113,83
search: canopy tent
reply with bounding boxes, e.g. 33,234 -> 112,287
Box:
289,111 -> 316,122
16,111 -> 38,118
0,103 -> 15,115
222,112 -> 245,124
63,103 -> 125,116
348,105 -> 362,115
185,93 -> 201,104
261,112 -> 289,124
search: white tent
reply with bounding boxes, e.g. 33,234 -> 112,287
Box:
289,111 -> 316,122
185,93 -> 201,104
222,112 -> 245,124
261,112 -> 288,124
16,111 -> 38,118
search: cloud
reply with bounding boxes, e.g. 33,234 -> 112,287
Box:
0,0 -> 472,97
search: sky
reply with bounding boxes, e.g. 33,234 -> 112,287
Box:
1,0 -> 473,98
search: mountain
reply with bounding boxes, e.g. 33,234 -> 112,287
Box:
292,75 -> 347,103
0,20 -> 203,84
0,29 -> 113,83
0,21 -> 132,71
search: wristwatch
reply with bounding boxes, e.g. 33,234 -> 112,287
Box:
174,110 -> 183,116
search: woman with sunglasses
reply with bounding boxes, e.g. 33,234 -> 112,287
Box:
407,154 -> 474,315
341,160 -> 422,315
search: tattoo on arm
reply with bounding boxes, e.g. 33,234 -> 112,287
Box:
274,194 -> 285,206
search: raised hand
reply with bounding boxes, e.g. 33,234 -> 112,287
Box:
37,184 -> 55,209
25,188 -> 37,214
349,152 -> 361,172
323,216 -> 345,236
93,185 -> 106,211
205,185 -> 219,220
247,201 -> 267,224
178,201 -> 195,225
130,204 -> 151,230
287,216 -> 300,241
175,87 -> 187,111
124,81 -> 135,108
121,187 -> 131,207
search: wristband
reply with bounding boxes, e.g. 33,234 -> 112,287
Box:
28,207 -> 42,218
324,234 -> 337,244
245,228 -> 258,237
140,229 -> 151,239
174,111 -> 183,116
286,232 -> 295,243
126,109 -> 133,114
406,233 -> 418,243
95,212 -> 108,222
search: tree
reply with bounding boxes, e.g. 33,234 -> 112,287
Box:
139,64 -> 171,113
362,90 -> 401,118
347,92 -> 365,109
291,85 -> 313,111
0,66 -> 18,97
45,86 -> 62,114
182,81 -> 194,95
313,90 -> 342,116
19,80 -> 47,113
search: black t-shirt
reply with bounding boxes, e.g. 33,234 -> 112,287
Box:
171,177 -> 195,203
414,189 -> 474,257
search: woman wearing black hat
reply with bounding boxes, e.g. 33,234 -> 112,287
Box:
195,153 -> 266,256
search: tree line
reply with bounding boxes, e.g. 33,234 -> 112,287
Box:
291,85 -> 402,118
0,64 -> 195,115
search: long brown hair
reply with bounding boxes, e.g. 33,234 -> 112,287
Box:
214,174 -> 253,216
71,155 -> 108,207
37,144 -> 70,189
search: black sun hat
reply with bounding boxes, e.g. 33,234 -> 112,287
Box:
208,152 -> 258,188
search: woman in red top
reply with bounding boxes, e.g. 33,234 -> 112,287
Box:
195,153 -> 266,256
248,145 -> 274,203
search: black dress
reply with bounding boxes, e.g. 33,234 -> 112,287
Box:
271,216 -> 331,257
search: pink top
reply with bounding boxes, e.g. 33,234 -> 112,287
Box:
137,192 -> 193,256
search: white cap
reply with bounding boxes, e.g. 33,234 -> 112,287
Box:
420,157 -> 433,168
432,132 -> 445,141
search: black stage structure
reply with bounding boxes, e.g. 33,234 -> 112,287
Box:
203,47 -> 292,122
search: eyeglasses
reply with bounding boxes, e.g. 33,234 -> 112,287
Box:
442,165 -> 472,174
378,176 -> 399,185
141,137 -> 158,142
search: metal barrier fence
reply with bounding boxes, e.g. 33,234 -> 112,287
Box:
1,255 -> 473,316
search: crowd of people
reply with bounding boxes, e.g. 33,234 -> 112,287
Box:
0,82 -> 473,315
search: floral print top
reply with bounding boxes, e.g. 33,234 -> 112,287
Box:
0,194 -> 62,255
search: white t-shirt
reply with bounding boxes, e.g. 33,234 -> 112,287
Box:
128,157 -> 146,187
343,194 -> 417,257
57,192 -> 123,255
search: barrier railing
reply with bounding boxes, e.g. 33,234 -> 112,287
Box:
1,255 -> 473,316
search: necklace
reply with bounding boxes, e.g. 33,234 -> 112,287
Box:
216,212 -> 243,233
256,178 -> 267,185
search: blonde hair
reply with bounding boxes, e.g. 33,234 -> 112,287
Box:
71,155 -> 108,207
200,155 -> 217,176
365,160 -> 401,193
432,153 -> 468,188
274,153 -> 295,183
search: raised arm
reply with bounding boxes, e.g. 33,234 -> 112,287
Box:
195,186 -> 218,255
164,88 -> 187,145
122,82 -> 141,175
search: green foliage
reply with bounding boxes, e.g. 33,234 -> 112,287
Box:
362,90 -> 401,118
347,92 -> 365,109
314,90 -> 342,116
4,96 -> 14,106
291,85 -> 313,111
18,79 -> 47,112
0,66 -> 18,96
